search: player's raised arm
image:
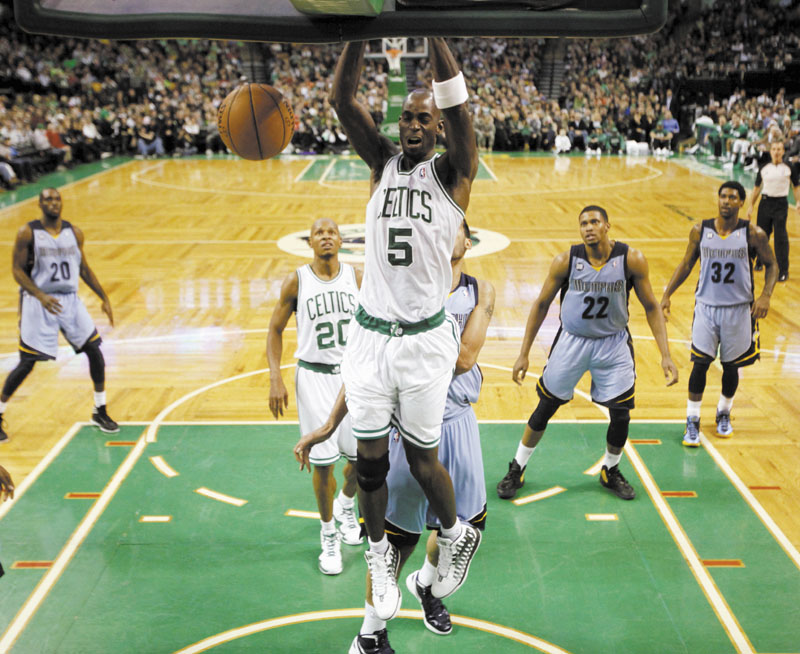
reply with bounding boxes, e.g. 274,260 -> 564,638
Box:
429,38 -> 479,211
455,279 -> 495,375
329,41 -> 397,176
513,251 -> 570,385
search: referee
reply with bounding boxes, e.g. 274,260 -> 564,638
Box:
748,140 -> 800,282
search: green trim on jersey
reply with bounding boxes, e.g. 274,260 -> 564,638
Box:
354,305 -> 446,336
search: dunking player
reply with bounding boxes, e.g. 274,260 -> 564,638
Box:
661,181 -> 777,445
497,206 -> 678,501
267,218 -> 363,575
294,220 -> 494,653
0,188 -> 117,444
328,37 -> 481,624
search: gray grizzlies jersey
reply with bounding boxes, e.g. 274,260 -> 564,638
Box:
695,219 -> 753,307
560,242 -> 632,338
444,272 -> 482,421
26,220 -> 81,295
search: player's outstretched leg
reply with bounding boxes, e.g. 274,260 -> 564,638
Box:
406,570 -> 451,635
363,545 -> 401,621
349,628 -> 394,654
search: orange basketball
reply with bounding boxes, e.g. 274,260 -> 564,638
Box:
217,83 -> 295,160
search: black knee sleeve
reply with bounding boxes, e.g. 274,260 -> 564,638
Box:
528,397 -> 560,432
688,361 -> 710,396
356,451 -> 390,492
606,408 -> 631,449
721,363 -> 739,398
2,357 -> 36,399
83,340 -> 105,386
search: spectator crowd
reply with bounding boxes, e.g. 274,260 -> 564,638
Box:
2,0 -> 799,191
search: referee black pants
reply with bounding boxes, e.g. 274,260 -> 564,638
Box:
756,196 -> 789,275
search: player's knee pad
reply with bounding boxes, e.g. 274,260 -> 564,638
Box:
688,361 -> 710,395
607,408 -> 631,449
82,340 -> 106,384
721,363 -> 740,398
2,357 -> 36,398
528,397 -> 560,432
356,451 -> 390,493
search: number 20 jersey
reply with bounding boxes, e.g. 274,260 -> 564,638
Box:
26,219 -> 81,295
559,242 -> 632,338
361,153 -> 463,323
695,219 -> 753,307
294,263 -> 359,365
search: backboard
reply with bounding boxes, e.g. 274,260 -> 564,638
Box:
13,0 -> 668,42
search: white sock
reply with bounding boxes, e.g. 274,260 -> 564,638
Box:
94,391 -> 106,408
417,557 -> 437,588
320,519 -> 336,534
440,522 -> 463,542
368,535 -> 389,555
0,400 -> 7,414
337,490 -> 355,508
687,400 -> 702,419
717,395 -> 734,414
360,602 -> 386,635
602,449 -> 622,469
515,442 -> 535,468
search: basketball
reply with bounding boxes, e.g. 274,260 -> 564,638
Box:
217,83 -> 295,160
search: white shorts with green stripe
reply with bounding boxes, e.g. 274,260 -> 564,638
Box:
342,315 -> 460,449
295,364 -> 356,466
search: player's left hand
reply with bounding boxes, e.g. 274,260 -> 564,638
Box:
751,295 -> 770,319
0,465 -> 14,502
293,428 -> 332,472
102,299 -> 114,326
662,356 -> 679,387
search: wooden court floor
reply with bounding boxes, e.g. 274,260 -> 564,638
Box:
0,153 -> 798,651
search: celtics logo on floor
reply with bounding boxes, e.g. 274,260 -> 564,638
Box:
277,223 -> 510,263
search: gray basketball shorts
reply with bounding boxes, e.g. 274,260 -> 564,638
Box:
690,301 -> 759,366
19,291 -> 97,360
385,407 -> 486,534
541,329 -> 635,406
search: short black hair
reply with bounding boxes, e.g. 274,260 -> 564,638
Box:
718,180 -> 746,202
462,218 -> 471,239
579,205 -> 608,222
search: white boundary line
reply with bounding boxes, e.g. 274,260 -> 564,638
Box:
0,423 -> 82,521
701,434 -> 800,571
479,156 -> 499,182
195,487 -> 247,507
317,157 -> 337,184
171,608 -> 572,654
625,442 -> 755,653
0,432 -> 148,653
293,158 -> 317,183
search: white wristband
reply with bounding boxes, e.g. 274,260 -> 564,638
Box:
432,72 -> 469,109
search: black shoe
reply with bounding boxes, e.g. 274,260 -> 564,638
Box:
599,464 -> 635,500
754,262 -> 763,271
406,571 -> 452,635
0,415 -> 8,444
778,272 -> 788,282
349,629 -> 395,654
91,405 -> 120,434
496,459 -> 525,499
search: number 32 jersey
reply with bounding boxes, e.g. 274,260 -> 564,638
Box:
695,219 -> 753,307
559,241 -> 632,338
26,220 -> 81,295
294,263 -> 359,366
361,153 -> 463,323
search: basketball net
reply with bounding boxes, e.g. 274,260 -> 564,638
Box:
382,37 -> 407,74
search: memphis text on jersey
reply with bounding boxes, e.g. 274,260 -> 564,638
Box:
701,245 -> 748,260
569,279 -> 626,294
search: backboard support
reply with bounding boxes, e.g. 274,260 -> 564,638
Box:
13,0 -> 669,42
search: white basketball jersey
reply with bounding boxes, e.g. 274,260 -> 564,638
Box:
294,263 -> 359,365
27,220 -> 81,295
360,153 -> 464,322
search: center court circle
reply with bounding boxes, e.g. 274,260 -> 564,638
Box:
277,223 -> 510,263
171,609 -> 573,654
